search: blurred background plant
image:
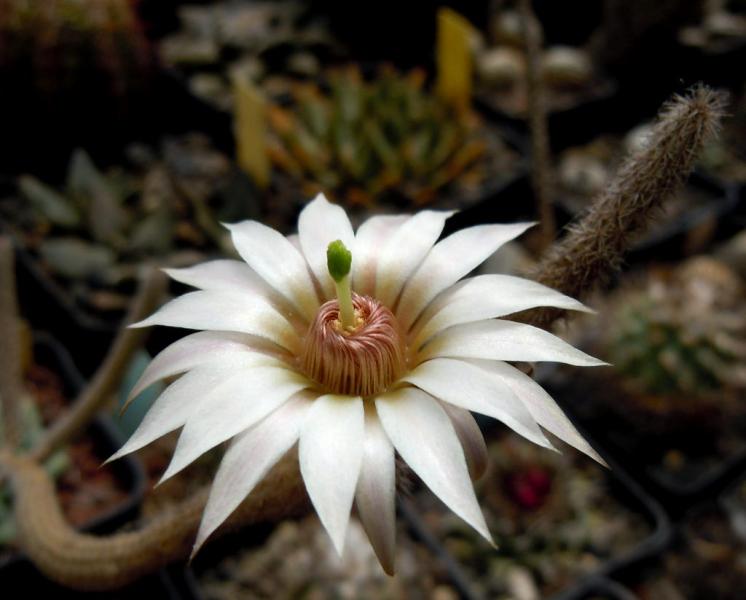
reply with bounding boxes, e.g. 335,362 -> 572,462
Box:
0,135 -> 244,320
159,0 -> 345,111
604,257 -> 746,397
265,64 -> 519,209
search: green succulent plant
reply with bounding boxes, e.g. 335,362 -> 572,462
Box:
605,257 -> 746,396
3,138 -> 238,315
266,65 -> 492,207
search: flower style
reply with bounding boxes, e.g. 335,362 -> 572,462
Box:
109,194 -> 605,574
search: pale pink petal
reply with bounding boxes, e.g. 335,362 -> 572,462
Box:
413,274 -> 593,347
124,331 -> 281,410
226,220 -> 319,320
375,387 -> 492,544
471,360 -> 607,465
298,193 -> 355,300
418,319 -> 608,366
159,367 -> 310,482
398,223 -> 534,330
131,290 -> 300,353
401,358 -> 552,449
192,394 -> 313,556
106,364 -> 240,462
355,406 -> 396,575
440,403 -> 488,481
374,210 -> 454,308
299,394 -> 364,555
352,214 -> 408,297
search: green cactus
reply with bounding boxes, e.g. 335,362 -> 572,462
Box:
0,0 -> 152,97
604,257 -> 746,396
266,65 -> 491,207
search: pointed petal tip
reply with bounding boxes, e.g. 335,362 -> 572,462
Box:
189,538 -> 206,563
156,462 -> 182,487
310,191 -> 330,204
327,526 -> 347,558
380,558 -> 396,577
119,393 -> 140,416
128,317 -> 152,329
102,451 -> 122,467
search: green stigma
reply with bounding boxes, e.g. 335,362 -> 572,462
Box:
327,240 -> 352,283
326,240 -> 355,330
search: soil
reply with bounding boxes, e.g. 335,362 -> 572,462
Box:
197,515 -> 460,600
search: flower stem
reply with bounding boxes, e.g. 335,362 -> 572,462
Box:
327,239 -> 356,330
334,275 -> 356,330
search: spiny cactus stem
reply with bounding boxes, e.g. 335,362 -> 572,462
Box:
520,85 -> 726,331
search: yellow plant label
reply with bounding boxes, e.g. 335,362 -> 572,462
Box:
436,7 -> 474,113
233,75 -> 270,188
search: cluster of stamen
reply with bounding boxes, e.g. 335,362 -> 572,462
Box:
300,293 -> 406,397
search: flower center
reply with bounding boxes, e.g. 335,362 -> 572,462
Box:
300,293 -> 406,397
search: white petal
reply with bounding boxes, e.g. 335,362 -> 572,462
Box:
124,331 -> 279,410
398,223 -> 534,331
160,367 -> 310,482
375,387 -> 492,544
299,394 -> 364,555
440,403 -> 488,481
418,319 -> 608,366
164,260 -> 268,295
401,358 -> 552,449
107,364 -> 241,462
413,274 -> 593,347
352,214 -> 408,297
132,290 -> 300,353
472,360 -> 606,465
298,194 -> 355,300
355,406 -> 397,575
226,220 -> 319,320
374,210 -> 454,308
286,233 -> 301,250
192,394 -> 312,556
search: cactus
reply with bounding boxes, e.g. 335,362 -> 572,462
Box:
604,257 -> 746,397
266,65 -> 492,207
0,0 -> 152,97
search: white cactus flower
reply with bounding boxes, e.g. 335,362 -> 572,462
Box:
110,194 -> 606,574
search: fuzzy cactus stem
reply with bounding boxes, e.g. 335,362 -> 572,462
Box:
521,85 -> 727,330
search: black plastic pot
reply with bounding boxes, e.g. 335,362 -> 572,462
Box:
0,333 -> 150,593
398,424 -> 672,600
570,577 -> 639,600
544,363 -> 746,515
607,465 -> 746,599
